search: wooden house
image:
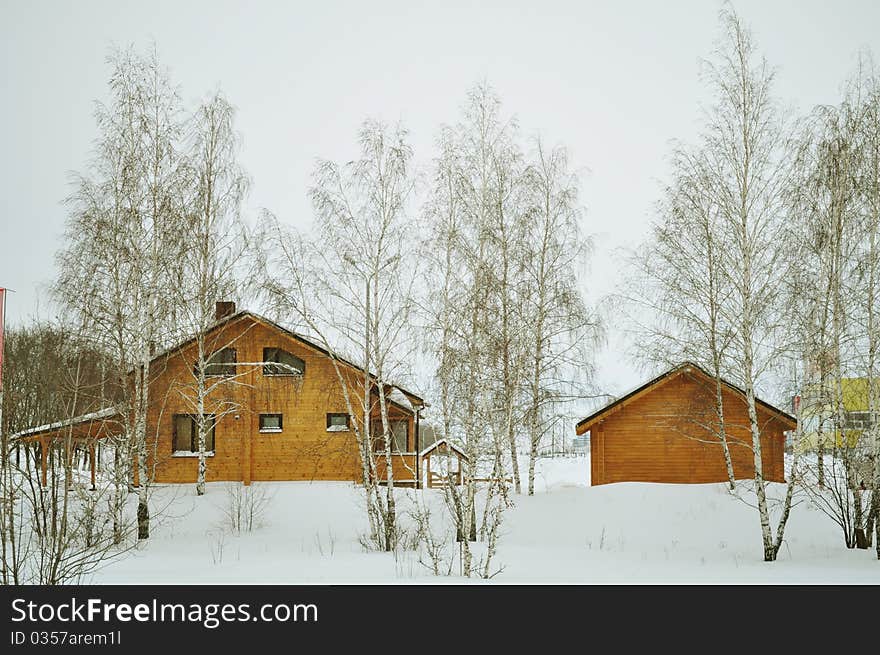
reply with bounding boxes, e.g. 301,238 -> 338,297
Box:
576,362 -> 795,486
17,303 -> 424,488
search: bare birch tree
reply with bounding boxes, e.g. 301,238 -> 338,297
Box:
788,76 -> 870,548
423,125 -> 493,575
420,84 -> 524,576
849,53 -> 880,558
701,9 -> 797,561
54,45 -> 186,540
173,91 -> 249,496
261,119 -> 417,552
520,139 -> 602,495
475,92 -> 528,496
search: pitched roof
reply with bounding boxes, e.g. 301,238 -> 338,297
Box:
150,309 -> 425,407
575,361 -> 797,435
419,438 -> 468,460
14,310 -> 424,441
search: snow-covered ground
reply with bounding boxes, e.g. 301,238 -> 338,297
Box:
89,455 -> 878,584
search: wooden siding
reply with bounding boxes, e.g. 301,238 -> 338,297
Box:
589,372 -> 787,485
374,453 -> 418,484
143,315 -> 416,484
17,312 -> 423,487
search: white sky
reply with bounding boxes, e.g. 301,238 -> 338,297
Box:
2,0 -> 878,395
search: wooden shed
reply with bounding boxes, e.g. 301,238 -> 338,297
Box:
576,362 -> 796,486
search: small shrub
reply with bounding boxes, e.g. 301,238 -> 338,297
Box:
222,483 -> 273,533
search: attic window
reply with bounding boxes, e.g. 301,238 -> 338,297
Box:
203,348 -> 237,377
263,347 -> 305,376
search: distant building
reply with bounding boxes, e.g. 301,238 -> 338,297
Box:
797,377 -> 877,452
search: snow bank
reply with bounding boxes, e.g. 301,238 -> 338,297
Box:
89,456 -> 877,584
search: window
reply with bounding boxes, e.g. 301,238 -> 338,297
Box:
172,414 -> 216,454
326,413 -> 350,432
259,413 -> 283,432
372,419 -> 409,453
203,348 -> 237,377
391,421 -> 408,452
844,411 -> 876,430
263,347 -> 305,376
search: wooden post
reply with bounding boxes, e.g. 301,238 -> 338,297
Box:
592,425 -> 604,486
40,439 -> 48,488
132,452 -> 140,487
89,443 -> 96,490
242,355 -> 256,487
243,427 -> 252,487
242,376 -> 253,488
414,406 -> 421,489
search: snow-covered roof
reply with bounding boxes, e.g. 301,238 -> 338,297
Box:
419,438 -> 468,459
386,387 -> 413,412
14,407 -> 120,438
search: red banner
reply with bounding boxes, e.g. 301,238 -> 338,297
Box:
0,287 -> 5,392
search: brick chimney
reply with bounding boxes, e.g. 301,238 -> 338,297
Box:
215,301 -> 236,321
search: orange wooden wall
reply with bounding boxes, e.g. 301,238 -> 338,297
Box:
589,373 -> 787,485
144,315 -> 416,485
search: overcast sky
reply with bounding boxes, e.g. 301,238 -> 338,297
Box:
2,0 -> 879,395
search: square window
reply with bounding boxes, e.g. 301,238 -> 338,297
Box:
326,413 -> 350,431
259,414 -> 283,432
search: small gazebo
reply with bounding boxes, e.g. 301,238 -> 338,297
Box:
420,439 -> 468,488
